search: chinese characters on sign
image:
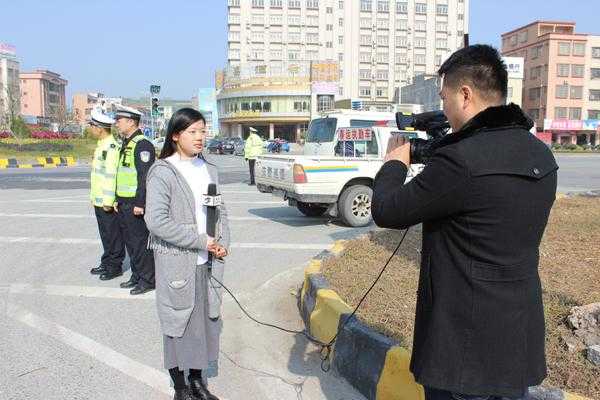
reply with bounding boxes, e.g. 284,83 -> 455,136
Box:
337,128 -> 373,141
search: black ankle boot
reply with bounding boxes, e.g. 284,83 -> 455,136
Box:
173,387 -> 194,400
189,377 -> 219,400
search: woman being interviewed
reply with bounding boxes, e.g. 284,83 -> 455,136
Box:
145,108 -> 228,400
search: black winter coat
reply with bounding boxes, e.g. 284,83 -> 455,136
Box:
372,104 -> 558,397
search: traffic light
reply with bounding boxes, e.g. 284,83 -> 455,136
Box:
151,97 -> 159,116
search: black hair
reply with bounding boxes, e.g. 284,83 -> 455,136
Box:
438,44 -> 508,102
159,108 -> 206,159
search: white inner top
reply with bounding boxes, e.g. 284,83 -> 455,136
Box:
166,153 -> 213,264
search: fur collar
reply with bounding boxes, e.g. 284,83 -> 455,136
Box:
460,103 -> 534,134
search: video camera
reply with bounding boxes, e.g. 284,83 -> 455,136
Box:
395,110 -> 451,164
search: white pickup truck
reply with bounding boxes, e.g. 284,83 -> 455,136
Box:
255,126 -> 425,227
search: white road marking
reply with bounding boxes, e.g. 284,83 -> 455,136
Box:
6,302 -> 173,396
9,284 -> 155,300
0,236 -> 330,250
0,213 -> 320,222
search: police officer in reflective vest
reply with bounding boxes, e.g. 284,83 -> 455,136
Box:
88,109 -> 126,281
114,105 -> 156,295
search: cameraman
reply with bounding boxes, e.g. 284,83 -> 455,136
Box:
372,45 -> 558,400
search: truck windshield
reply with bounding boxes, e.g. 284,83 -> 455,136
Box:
306,118 -> 337,143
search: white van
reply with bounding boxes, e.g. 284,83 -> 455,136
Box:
303,110 -> 396,156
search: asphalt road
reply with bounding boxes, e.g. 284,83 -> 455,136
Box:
0,153 -> 596,400
0,154 -> 369,400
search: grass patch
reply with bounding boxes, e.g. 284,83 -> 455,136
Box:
0,138 -> 97,162
322,196 -> 600,399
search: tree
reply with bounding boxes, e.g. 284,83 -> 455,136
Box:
49,102 -> 76,134
0,84 -> 26,139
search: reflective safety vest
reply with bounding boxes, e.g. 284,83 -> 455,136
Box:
244,133 -> 264,159
116,134 -> 150,198
90,135 -> 120,207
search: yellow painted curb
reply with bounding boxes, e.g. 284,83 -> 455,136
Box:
19,164 -> 33,169
565,392 -> 591,400
376,347 -> 424,400
309,289 -> 352,343
556,193 -> 568,200
0,159 -> 9,167
37,157 -> 47,165
51,156 -> 61,164
65,156 -> 76,165
301,258 -> 323,308
330,240 -> 348,256
43,164 -> 57,168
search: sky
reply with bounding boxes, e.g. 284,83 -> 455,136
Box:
1,0 -> 598,102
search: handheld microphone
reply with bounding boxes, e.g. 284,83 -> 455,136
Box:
204,183 -> 221,238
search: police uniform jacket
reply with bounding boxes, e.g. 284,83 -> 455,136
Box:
371,104 -> 558,397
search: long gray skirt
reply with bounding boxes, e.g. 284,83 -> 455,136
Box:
163,263 -> 222,373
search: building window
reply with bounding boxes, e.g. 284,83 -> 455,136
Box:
434,54 -> 442,67
360,17 -> 371,28
326,41 -> 333,48
360,0 -> 372,12
377,35 -> 389,46
529,87 -> 541,100
270,31 -> 283,42
376,87 -> 388,97
270,49 -> 282,59
436,39 -> 447,49
360,69 -> 371,79
414,21 -> 427,32
573,42 -> 585,56
592,47 -> 600,58
288,50 -> 300,60
326,24 -> 333,31
589,89 -> 600,101
396,19 -> 407,30
518,30 -> 528,43
228,0 -> 240,6
317,95 -> 334,112
288,0 -> 301,8
270,14 -> 283,24
306,33 -> 319,43
571,64 -> 584,78
436,22 -> 447,32
306,50 -> 319,60
377,52 -> 388,63
339,1 -> 344,9
530,66 -> 542,79
327,6 -> 333,12
591,68 -> 600,80
359,52 -> 371,62
415,3 -> 427,14
228,31 -> 240,41
588,110 -> 600,119
414,37 -> 427,48
436,4 -> 448,15
252,0 -> 264,7
570,86 -> 583,99
395,53 -> 407,64
415,54 -> 426,65
339,35 -> 344,44
360,86 -> 372,96
377,1 -> 389,12
339,17 -> 344,27
555,107 -> 567,119
288,32 -> 301,42
306,15 -> 318,25
306,0 -> 319,9
458,13 -> 463,20
377,18 -> 388,29
338,53 -> 344,62
376,70 -> 388,80
252,31 -> 264,42
396,1 -> 407,13
555,84 -> 569,99
558,42 -> 570,56
270,0 -> 283,7
228,14 -> 240,24
288,15 -> 301,25
528,109 -> 539,120
396,36 -> 407,47
360,34 -> 372,46
569,108 -> 581,120
557,64 -> 570,77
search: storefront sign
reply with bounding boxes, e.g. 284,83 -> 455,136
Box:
544,119 -> 600,131
232,110 -> 261,118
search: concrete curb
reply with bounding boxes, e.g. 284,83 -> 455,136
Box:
0,156 -> 77,169
298,239 -> 591,400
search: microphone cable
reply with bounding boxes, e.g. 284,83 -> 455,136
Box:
210,227 -> 410,372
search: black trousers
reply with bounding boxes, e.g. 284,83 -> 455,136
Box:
117,202 -> 155,288
248,159 -> 256,184
94,206 -> 125,273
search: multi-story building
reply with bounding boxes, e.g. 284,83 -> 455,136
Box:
0,43 -> 20,124
399,57 -> 524,113
72,92 -> 123,124
226,0 -> 468,104
198,88 -> 219,137
502,21 -> 600,145
20,70 -> 67,122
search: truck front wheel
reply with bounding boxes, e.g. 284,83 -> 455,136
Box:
296,202 -> 327,217
338,185 -> 373,227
